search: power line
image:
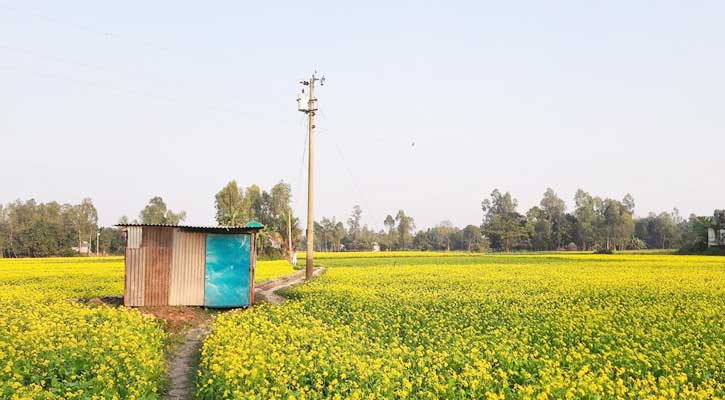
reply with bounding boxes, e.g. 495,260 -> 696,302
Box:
0,63 -> 252,118
292,122 -> 308,213
0,4 -> 178,55
326,125 -> 383,232
0,44 -> 193,95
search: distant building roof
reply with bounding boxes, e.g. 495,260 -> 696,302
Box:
116,222 -> 264,233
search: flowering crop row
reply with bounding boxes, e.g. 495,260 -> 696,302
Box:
0,256 -> 297,399
0,257 -> 167,399
255,260 -> 296,283
198,253 -> 725,399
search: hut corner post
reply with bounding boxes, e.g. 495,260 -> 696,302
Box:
250,232 -> 257,305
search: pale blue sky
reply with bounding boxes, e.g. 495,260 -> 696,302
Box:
1,1 -> 723,229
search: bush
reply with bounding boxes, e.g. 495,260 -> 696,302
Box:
257,247 -> 285,261
564,242 -> 578,251
625,237 -> 647,250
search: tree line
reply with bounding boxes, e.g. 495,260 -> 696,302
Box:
0,198 -> 116,257
307,188 -> 718,253
0,196 -> 186,257
477,188 -> 712,252
1,184 -> 719,257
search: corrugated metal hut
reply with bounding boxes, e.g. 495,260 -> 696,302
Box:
117,222 -> 264,308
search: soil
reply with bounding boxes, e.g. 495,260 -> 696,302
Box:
139,306 -> 214,334
84,296 -> 123,306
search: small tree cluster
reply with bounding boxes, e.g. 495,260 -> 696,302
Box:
214,180 -> 301,257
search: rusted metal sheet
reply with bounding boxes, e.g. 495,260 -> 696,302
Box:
142,226 -> 174,248
127,226 -> 143,249
169,231 -> 206,306
124,248 -> 145,306
143,248 -> 172,306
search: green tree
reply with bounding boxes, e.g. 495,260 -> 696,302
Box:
267,182 -> 300,255
481,189 -> 526,252
215,181 -> 300,257
573,189 -> 597,250
242,185 -> 264,221
139,196 -> 186,225
0,199 -> 93,257
540,188 -> 567,249
347,205 -> 363,242
384,215 -> 395,250
678,214 -> 712,251
215,180 -> 245,225
99,227 -> 126,255
462,225 -> 484,251
74,198 -> 98,255
596,198 -> 634,250
436,221 -> 456,251
526,206 -> 551,250
315,217 -> 345,251
395,210 -> 415,250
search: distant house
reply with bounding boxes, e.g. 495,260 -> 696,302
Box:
708,227 -> 725,247
72,241 -> 91,255
372,242 -> 380,252
708,210 -> 725,248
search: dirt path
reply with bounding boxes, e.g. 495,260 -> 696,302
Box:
162,320 -> 211,400
255,267 -> 325,305
162,267 -> 324,399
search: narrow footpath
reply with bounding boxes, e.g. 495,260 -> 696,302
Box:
162,266 -> 325,399
163,321 -> 211,400
255,267 -> 325,305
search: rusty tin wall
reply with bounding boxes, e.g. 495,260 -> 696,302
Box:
140,227 -> 174,306
142,226 -> 174,248
127,226 -> 143,249
169,230 -> 206,306
124,248 -> 146,306
143,248 -> 172,306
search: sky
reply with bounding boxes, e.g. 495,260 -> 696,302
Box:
1,1 -> 723,230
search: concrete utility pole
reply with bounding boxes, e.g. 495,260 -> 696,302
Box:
298,72 -> 324,280
287,212 -> 292,258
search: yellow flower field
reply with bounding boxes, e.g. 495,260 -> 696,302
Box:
0,257 -> 166,399
0,256 -> 294,399
198,253 -> 725,399
255,260 -> 296,283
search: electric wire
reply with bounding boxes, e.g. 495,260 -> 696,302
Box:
316,111 -> 383,231
0,63 -> 252,118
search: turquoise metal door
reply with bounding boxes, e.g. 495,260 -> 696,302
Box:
204,234 -> 250,307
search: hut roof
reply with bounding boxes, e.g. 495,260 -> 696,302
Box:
116,222 -> 264,233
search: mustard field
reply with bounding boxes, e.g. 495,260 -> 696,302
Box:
255,260 -> 295,283
0,257 -> 165,399
198,253 -> 725,399
0,256 -> 293,399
